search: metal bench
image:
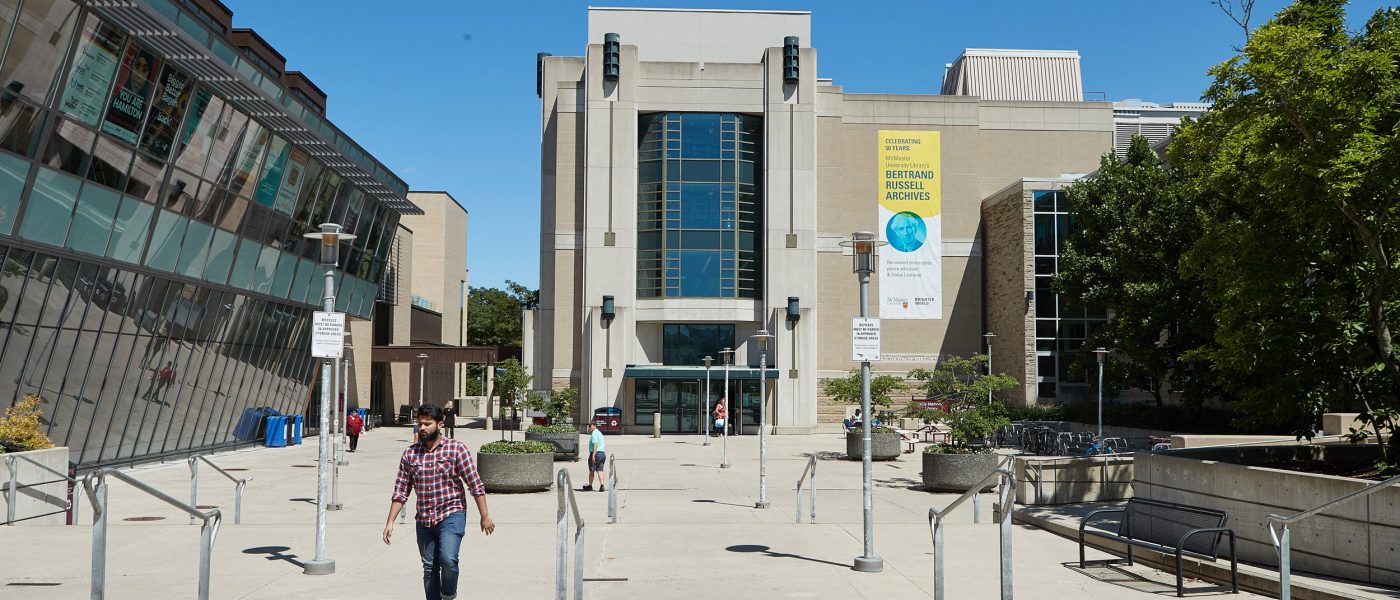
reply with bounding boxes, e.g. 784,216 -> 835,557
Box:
1079,498 -> 1238,597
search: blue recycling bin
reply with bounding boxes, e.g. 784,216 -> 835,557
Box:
292,415 -> 304,444
265,416 -> 287,447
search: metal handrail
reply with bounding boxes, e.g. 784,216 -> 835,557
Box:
188,454 -> 251,525
607,455 -> 618,524
83,468 -> 221,600
794,455 -> 816,524
1267,471 -> 1400,600
927,456 -> 1016,600
555,469 -> 585,600
5,454 -> 79,525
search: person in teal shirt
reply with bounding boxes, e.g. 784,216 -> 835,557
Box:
583,421 -> 607,491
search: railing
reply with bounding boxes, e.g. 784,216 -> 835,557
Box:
1267,471 -> 1400,600
83,468 -> 221,600
188,454 -> 250,525
5,454 -> 78,525
927,456 -> 1016,600
794,455 -> 816,524
607,455 -> 618,524
556,469 -> 585,600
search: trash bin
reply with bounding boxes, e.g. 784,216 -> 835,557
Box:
292,415 -> 303,444
591,407 -> 622,434
356,408 -> 368,431
265,416 -> 287,447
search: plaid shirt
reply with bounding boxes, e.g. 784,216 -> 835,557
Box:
391,438 -> 485,526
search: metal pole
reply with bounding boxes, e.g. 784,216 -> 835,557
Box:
339,351 -> 350,466
703,360 -> 711,445
7,457 -> 18,525
304,262 -> 336,575
1000,469 -> 1015,600
986,336 -> 993,404
235,480 -> 245,525
198,515 -> 215,600
932,514 -> 944,600
1280,524 -> 1292,600
555,473 -> 567,600
854,265 -> 882,572
756,347 -> 769,509
91,474 -> 108,598
328,354 -> 342,511
188,458 -> 198,525
1096,349 -> 1106,438
721,350 -> 731,469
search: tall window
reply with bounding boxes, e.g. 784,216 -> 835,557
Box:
1033,190 -> 1109,400
637,113 -> 761,298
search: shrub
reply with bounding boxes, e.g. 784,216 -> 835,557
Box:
523,386 -> 578,423
0,395 -> 54,453
909,355 -> 1016,448
527,423 -> 578,434
848,426 -> 898,435
822,370 -> 905,408
924,444 -> 990,455
480,440 -> 553,454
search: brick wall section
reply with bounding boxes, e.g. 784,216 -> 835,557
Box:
982,183 -> 1037,405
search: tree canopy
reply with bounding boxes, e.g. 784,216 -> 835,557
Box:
466,281 -> 535,348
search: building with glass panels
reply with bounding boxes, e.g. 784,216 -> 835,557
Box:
0,0 -> 415,468
531,8 -> 1121,433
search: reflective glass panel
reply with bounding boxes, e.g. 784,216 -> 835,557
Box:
0,0 -> 79,104
0,150 -> 29,234
68,182 -> 120,255
107,196 -> 153,263
203,229 -> 237,284
20,167 -> 81,245
144,209 -> 187,272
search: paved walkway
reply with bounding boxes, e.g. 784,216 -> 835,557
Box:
0,426 -> 1266,599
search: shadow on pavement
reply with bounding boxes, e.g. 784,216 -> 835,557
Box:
243,546 -> 304,569
1065,561 -> 1233,596
726,544 -> 849,569
692,499 -> 754,509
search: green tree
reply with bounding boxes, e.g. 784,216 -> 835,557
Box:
908,355 -> 1018,446
524,386 -> 579,423
1171,1 -> 1400,465
820,370 -> 905,409
492,358 -> 532,439
467,281 -> 535,348
1055,135 -> 1220,406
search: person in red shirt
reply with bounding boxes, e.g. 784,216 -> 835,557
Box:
383,404 -> 494,600
346,410 -> 364,452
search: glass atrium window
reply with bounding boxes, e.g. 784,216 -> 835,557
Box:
638,112 -> 761,298
1033,190 -> 1108,401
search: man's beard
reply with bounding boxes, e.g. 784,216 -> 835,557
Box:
421,428 -> 440,442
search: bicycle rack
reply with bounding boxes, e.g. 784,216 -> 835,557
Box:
556,469 -> 585,600
188,454 -> 250,525
84,468 -> 221,600
794,455 -> 816,524
928,457 -> 1015,600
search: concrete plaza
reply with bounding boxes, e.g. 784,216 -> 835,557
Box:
0,426 -> 1262,599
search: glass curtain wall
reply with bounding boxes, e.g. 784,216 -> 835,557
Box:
1032,190 -> 1108,401
0,1 -> 399,467
637,113 -> 762,298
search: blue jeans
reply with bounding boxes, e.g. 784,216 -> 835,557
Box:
415,511 -> 465,600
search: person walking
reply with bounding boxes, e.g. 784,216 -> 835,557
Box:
383,404 -> 495,600
712,399 -> 727,436
346,409 -> 363,452
443,400 -> 457,439
582,421 -> 606,492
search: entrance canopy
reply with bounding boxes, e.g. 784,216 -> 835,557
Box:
371,345 -> 501,364
623,365 -> 778,380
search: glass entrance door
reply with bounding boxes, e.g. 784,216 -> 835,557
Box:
678,381 -> 699,434
659,380 -> 702,434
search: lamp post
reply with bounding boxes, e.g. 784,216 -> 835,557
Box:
702,356 -> 713,446
417,353 -> 428,438
1093,348 -> 1109,438
301,222 -> 355,576
840,230 -> 888,573
751,329 -> 773,509
340,340 -> 352,466
719,347 -> 733,468
983,332 -> 995,405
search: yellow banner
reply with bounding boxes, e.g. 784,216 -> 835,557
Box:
877,131 -> 941,217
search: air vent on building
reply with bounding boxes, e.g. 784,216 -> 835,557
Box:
377,236 -> 402,305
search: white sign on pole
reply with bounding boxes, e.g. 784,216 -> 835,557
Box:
311,312 -> 346,358
852,318 -> 881,362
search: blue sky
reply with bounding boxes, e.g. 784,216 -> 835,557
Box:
227,0 -> 1389,291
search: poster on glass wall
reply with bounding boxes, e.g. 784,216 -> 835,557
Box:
272,148 -> 309,215
101,44 -> 162,144
59,23 -> 123,127
254,137 -> 289,207
876,130 -> 942,319
137,67 -> 192,161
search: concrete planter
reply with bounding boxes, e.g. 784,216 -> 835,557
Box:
525,431 -> 580,462
1,447 -> 71,525
921,451 -> 1000,492
846,430 -> 901,461
477,451 -> 553,493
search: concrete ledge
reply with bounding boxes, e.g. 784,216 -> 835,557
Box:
1013,504 -> 1378,600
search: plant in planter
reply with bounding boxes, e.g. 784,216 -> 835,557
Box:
822,370 -> 906,461
0,394 -> 54,454
476,440 -> 554,492
908,355 -> 1018,491
524,387 -> 581,461
492,358 -> 532,440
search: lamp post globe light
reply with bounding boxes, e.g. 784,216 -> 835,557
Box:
838,230 -> 888,573
702,356 -> 713,446
1093,347 -> 1110,438
301,222 -> 355,576
719,347 -> 734,468
751,330 -> 774,509
983,332 -> 995,405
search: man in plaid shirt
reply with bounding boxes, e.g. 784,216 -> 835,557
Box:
383,403 -> 495,600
